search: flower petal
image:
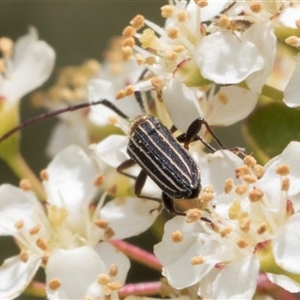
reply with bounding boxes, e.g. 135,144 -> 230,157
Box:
266,273 -> 300,293
154,217 -> 221,289
88,78 -> 141,126
0,184 -> 46,236
272,213 -> 300,274
45,145 -> 99,229
198,255 -> 259,300
162,79 -> 203,132
92,135 -> 128,168
196,29 -> 264,85
284,56 -> 300,108
205,86 -> 258,126
46,122 -> 90,158
0,254 -> 41,299
94,242 -> 130,284
46,246 -> 105,300
261,141 -> 300,199
100,197 -> 160,239
198,150 -> 243,196
2,27 -> 55,102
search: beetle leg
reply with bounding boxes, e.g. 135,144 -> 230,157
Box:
162,193 -> 186,216
117,159 -> 162,201
183,117 -> 227,151
116,158 -> 137,179
176,133 -> 217,153
117,161 -> 163,213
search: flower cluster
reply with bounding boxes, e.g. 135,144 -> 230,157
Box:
1,1 -> 300,299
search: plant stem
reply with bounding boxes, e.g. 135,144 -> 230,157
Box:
5,153 -> 46,200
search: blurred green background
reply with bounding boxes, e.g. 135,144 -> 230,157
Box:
0,2 -> 246,299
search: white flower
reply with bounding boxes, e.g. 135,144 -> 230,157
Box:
128,1 -> 275,89
154,142 -> 300,299
0,145 -> 159,299
88,37 -> 145,128
283,55 -> 300,108
0,27 -> 55,105
162,78 -> 258,133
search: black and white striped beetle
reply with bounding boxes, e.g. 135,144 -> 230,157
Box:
0,91 -> 228,216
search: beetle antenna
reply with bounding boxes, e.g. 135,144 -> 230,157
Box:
134,90 -> 146,114
0,99 -> 130,144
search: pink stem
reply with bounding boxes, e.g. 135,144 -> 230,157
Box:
119,281 -> 161,297
257,272 -> 298,300
110,240 -> 162,271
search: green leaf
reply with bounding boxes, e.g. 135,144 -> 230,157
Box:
242,102 -> 300,163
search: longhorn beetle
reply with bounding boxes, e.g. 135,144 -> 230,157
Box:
0,91 -> 233,216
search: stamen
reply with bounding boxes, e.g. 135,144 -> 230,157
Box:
115,89 -> 126,99
177,10 -> 188,22
224,178 -> 234,194
93,174 -> 104,187
36,238 -> 48,251
236,238 -> 248,249
244,155 -> 257,168
191,255 -> 204,265
0,37 -> 13,57
235,165 -> 249,178
194,0 -> 208,8
14,220 -> 24,229
282,177 -> 290,191
107,185 -> 117,196
276,164 -> 290,176
48,278 -> 61,290
166,27 -> 180,39
107,281 -> 122,291
151,77 -> 164,90
241,174 -> 256,184
218,15 -> 231,30
20,249 -> 29,263
253,164 -> 264,179
165,50 -> 178,61
239,218 -> 251,233
122,37 -> 135,48
256,222 -> 267,235
145,56 -> 156,65
249,188 -> 264,202
171,230 -> 184,243
235,184 -> 248,195
19,179 -> 32,191
135,53 -> 146,65
130,15 -> 145,30
122,26 -> 136,38
200,186 -> 214,202
124,85 -> 134,96
97,274 -> 110,286
217,92 -> 228,105
250,1 -> 263,13
29,224 -> 41,235
161,5 -> 174,18
108,115 -> 119,125
186,208 -> 202,223
94,219 -> 109,230
122,46 -> 133,61
40,169 -> 49,181
104,227 -> 115,239
219,226 -> 232,237
172,45 -> 185,53
109,264 -> 118,277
